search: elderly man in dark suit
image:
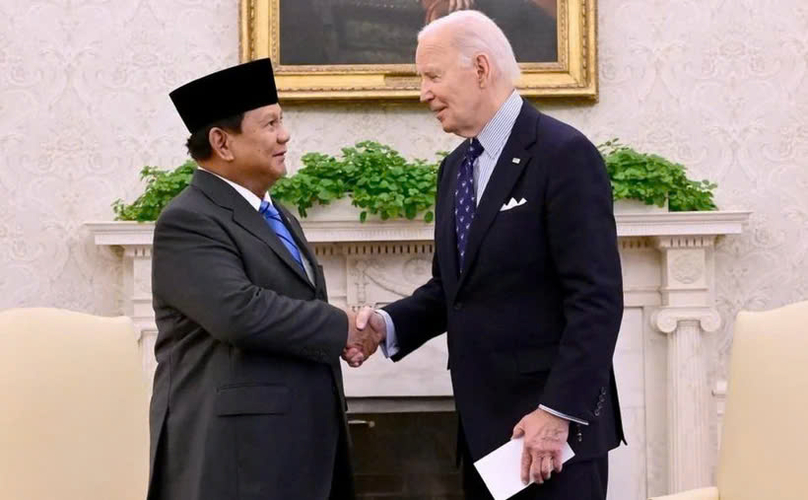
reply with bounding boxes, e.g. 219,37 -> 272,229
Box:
352,10 -> 625,500
147,59 -> 380,500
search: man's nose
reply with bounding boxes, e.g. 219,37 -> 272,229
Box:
419,79 -> 433,102
278,124 -> 290,144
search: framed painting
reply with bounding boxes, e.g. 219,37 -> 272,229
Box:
240,0 -> 597,100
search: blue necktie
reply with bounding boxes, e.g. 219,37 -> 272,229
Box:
455,138 -> 484,270
259,200 -> 306,274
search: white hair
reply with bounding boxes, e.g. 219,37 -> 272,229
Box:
418,10 -> 521,86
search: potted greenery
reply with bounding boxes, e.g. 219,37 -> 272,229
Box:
112,161 -> 196,222
113,142 -> 442,223
112,140 -> 717,223
599,139 -> 717,212
271,141 -> 442,223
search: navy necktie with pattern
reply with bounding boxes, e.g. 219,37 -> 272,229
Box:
454,138 -> 484,271
259,200 -> 306,274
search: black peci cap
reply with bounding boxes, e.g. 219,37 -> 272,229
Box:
169,58 -> 279,134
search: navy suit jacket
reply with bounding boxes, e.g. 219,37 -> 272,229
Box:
384,101 -> 626,461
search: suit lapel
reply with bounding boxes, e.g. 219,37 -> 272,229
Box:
192,171 -> 315,290
276,203 -> 320,290
233,204 -> 315,289
439,152 -> 463,285
456,103 -> 538,291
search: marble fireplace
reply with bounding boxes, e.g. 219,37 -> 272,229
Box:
88,205 -> 749,499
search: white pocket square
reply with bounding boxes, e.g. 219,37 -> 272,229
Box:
500,197 -> 527,211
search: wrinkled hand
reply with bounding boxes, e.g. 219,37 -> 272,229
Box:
512,408 -> 569,485
341,307 -> 386,367
448,0 -> 474,11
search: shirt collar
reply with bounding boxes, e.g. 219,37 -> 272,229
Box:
475,90 -> 523,160
198,166 -> 272,211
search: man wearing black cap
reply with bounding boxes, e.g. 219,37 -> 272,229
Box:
147,59 -> 375,500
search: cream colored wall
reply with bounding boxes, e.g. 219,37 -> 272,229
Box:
2,0 -> 807,387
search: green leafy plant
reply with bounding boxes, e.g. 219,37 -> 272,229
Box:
112,139 -> 718,222
598,139 -> 717,211
271,141 -> 442,222
113,160 -> 196,221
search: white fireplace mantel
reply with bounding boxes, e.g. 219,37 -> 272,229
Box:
87,209 -> 750,499
88,210 -> 750,245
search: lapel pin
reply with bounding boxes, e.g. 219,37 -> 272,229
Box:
512,158 -> 521,164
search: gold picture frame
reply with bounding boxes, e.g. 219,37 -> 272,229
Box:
240,0 -> 597,101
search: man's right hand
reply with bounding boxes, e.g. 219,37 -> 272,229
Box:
342,307 -> 387,367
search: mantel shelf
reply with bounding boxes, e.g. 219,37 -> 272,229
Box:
86,210 -> 750,246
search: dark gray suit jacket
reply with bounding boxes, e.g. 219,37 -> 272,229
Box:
147,170 -> 354,500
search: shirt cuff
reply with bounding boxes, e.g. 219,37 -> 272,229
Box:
539,405 -> 589,426
376,309 -> 399,358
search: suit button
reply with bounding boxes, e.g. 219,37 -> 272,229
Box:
594,409 -> 601,416
454,302 -> 463,310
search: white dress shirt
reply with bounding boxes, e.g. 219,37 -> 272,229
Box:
197,167 -> 315,284
376,92 -> 588,426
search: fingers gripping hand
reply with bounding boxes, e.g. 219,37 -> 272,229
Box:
342,307 -> 386,367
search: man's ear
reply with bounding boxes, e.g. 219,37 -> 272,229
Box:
209,127 -> 235,161
474,53 -> 492,88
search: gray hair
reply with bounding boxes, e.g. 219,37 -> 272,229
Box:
418,10 -> 521,86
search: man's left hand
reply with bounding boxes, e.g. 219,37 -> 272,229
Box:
512,408 -> 569,485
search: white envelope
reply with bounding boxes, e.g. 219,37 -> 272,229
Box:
473,438 -> 575,500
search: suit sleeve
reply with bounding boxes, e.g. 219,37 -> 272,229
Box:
382,158 -> 450,361
152,206 -> 348,364
538,134 -> 624,422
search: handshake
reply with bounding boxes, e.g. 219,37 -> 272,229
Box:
342,306 -> 387,368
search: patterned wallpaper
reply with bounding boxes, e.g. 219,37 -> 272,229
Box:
1,0 -> 807,382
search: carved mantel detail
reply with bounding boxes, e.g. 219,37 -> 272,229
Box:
652,307 -> 722,334
649,233 -> 724,492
